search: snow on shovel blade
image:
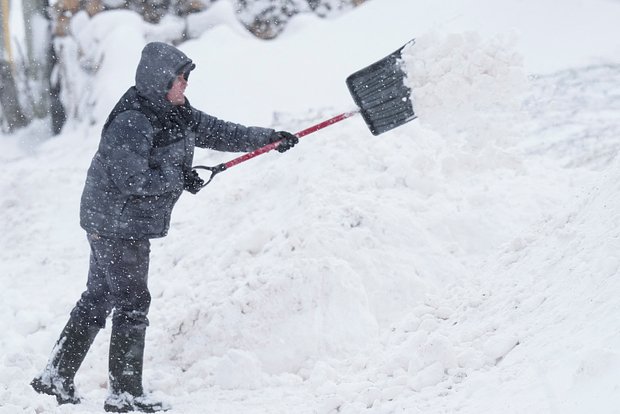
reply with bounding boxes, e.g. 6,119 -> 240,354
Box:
346,40 -> 416,136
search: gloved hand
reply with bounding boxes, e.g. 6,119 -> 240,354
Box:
183,169 -> 205,194
273,131 -> 299,153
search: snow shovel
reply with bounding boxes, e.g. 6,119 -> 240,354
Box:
194,40 -> 416,187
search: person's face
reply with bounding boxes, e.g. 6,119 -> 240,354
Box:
166,73 -> 188,105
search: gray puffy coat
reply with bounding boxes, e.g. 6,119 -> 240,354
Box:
80,42 -> 276,239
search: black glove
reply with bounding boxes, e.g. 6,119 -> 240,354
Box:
273,131 -> 299,153
183,169 -> 205,194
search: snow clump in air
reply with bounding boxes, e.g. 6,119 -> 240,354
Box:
400,32 -> 528,140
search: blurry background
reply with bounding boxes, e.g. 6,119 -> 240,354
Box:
0,0 -> 366,135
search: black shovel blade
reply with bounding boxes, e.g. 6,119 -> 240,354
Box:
346,40 -> 416,135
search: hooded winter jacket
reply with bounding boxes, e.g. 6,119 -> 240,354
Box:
80,42 -> 277,239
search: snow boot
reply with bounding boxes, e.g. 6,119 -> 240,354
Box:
104,325 -> 169,413
30,375 -> 80,405
30,316 -> 100,404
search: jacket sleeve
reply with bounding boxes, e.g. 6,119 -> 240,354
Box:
192,108 -> 276,152
101,111 -> 183,196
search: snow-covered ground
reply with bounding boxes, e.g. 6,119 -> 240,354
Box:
2,0 -> 620,413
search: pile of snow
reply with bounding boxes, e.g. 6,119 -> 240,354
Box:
153,28 -> 544,381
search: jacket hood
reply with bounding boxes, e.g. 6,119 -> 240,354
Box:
135,42 -> 194,108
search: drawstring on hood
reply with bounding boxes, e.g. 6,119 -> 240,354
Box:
135,42 -> 195,109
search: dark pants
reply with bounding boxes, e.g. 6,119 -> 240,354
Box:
36,233 -> 152,393
71,233 -> 152,331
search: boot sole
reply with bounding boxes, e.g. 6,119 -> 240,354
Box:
104,402 -> 164,413
104,399 -> 169,413
104,403 -> 132,413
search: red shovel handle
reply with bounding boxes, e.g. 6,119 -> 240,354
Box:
226,110 -> 359,169
193,110 -> 359,186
